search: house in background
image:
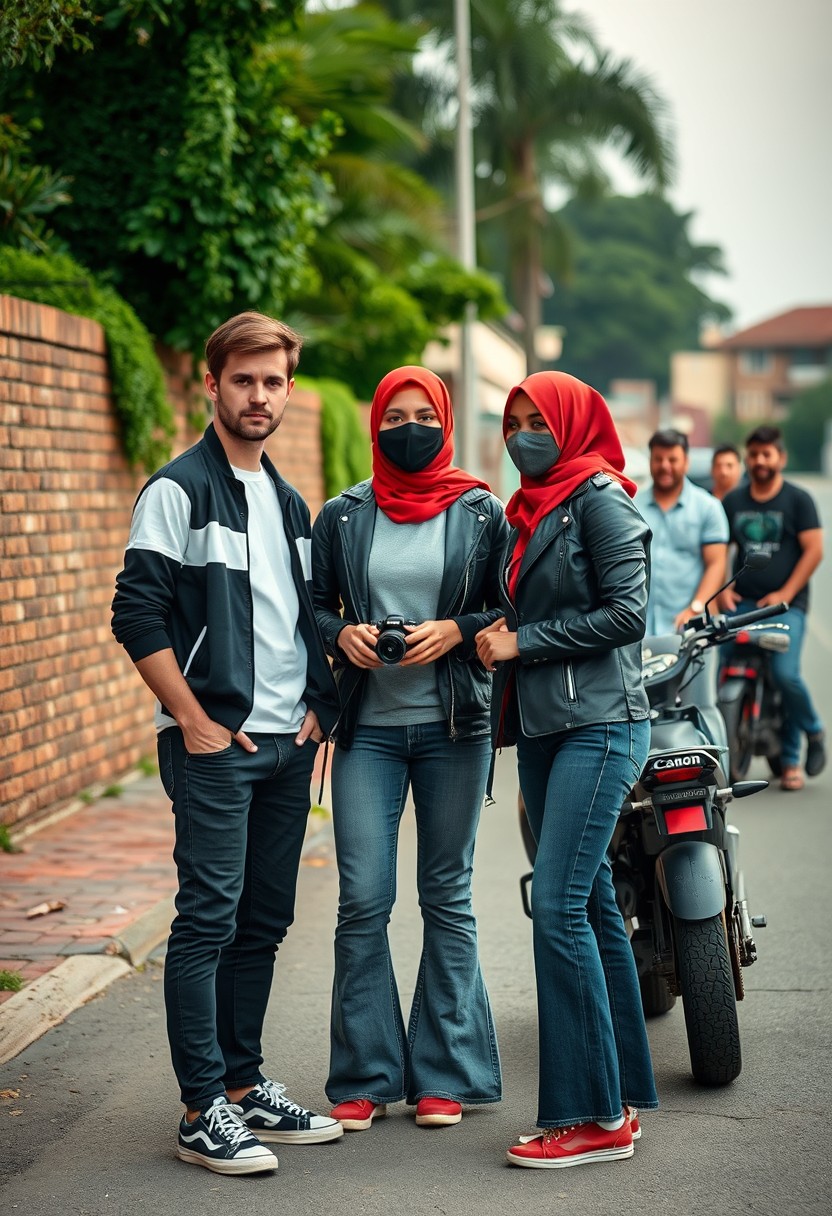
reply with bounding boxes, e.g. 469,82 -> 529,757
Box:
718,305 -> 832,421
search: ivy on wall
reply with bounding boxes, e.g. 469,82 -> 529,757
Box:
297,374 -> 370,500
0,247 -> 174,471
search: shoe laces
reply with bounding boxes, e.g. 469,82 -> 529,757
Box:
258,1078 -> 308,1118
542,1125 -> 576,1143
203,1100 -> 252,1147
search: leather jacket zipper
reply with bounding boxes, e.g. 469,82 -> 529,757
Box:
564,660 -> 577,703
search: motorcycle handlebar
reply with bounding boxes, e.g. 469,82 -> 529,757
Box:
723,602 -> 788,631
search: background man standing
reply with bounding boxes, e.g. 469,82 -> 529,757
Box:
711,444 -> 743,500
112,312 -> 342,1174
636,428 -> 730,633
722,425 -> 825,792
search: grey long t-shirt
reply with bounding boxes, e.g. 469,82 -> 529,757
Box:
358,507 -> 446,727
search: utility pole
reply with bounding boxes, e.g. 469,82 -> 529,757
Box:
454,0 -> 479,474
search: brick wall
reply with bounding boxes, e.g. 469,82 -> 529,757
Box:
0,296 -> 323,828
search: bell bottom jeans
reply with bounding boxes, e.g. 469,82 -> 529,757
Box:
327,721 -> 502,1106
731,599 -> 823,768
158,727 -> 319,1111
517,719 -> 658,1128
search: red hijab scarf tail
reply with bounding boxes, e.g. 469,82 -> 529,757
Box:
370,365 -> 489,524
503,371 -> 637,597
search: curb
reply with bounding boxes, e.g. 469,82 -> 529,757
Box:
0,811 -> 333,1069
0,956 -> 131,1066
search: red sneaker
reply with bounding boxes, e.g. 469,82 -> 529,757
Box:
330,1100 -> 387,1131
415,1098 -> 462,1127
506,1121 -> 634,1168
626,1107 -> 641,1140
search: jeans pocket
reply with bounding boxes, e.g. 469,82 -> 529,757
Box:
157,730 -> 176,800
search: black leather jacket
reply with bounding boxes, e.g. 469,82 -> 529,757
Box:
312,480 -> 510,748
494,473 -> 651,743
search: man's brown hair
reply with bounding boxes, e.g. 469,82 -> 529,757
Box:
205,312 -> 303,382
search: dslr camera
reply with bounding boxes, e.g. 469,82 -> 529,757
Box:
374,615 -> 419,665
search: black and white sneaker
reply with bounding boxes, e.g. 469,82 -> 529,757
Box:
238,1079 -> 344,1144
177,1096 -> 278,1174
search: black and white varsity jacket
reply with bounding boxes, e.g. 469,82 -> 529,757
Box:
111,423 -> 338,735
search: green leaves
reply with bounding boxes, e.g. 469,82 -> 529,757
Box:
0,246 -> 174,471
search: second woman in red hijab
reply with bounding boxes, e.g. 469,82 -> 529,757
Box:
476,371 -> 658,1170
312,366 -> 509,1132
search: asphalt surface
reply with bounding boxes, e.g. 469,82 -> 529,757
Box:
1,479 -> 830,1215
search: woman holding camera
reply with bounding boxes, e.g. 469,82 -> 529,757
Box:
312,366 -> 508,1131
476,371 -> 658,1170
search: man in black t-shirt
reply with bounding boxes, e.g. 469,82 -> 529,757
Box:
722,425 -> 825,791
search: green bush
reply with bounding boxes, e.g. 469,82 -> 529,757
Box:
0,246 -> 174,471
297,375 -> 370,499
782,379 -> 832,472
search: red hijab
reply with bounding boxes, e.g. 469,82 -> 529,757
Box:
370,366 -> 489,523
503,371 -> 637,596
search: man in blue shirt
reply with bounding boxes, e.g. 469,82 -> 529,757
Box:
636,429 -> 729,634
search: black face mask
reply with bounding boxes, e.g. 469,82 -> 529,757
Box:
378,423 -> 444,473
506,431 -> 561,478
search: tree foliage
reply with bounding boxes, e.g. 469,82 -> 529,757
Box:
0,0 -> 95,70
0,245 -> 174,471
0,1 -> 332,358
379,0 -> 673,370
782,379 -> 832,472
297,375 -> 371,499
545,193 -> 731,393
261,3 -> 507,397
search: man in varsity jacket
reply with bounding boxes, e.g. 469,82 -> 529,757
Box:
112,312 -> 342,1175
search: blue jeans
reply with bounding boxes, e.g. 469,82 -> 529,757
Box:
158,727 -> 319,1110
517,719 -> 658,1127
327,721 -> 501,1106
731,600 -> 823,767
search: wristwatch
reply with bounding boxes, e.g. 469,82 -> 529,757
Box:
689,599 -> 705,614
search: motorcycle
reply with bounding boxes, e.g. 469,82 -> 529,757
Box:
519,577 -> 784,1086
718,614 -> 790,783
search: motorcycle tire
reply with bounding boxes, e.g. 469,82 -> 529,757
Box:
640,972 -> 676,1017
674,912 -> 742,1086
721,689 -> 756,782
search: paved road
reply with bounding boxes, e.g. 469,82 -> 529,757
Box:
2,479 -> 830,1215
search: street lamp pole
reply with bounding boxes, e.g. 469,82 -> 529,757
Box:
454,0 -> 479,475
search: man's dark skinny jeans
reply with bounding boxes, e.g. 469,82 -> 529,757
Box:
157,726 -> 319,1111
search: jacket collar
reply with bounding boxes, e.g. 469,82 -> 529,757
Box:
203,421 -> 292,501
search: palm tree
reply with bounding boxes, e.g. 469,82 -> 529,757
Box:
381,0 -> 675,370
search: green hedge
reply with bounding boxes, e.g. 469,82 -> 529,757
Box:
297,374 -> 370,499
0,247 -> 174,472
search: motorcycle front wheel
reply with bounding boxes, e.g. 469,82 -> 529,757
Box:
721,690 -> 756,782
674,912 -> 742,1085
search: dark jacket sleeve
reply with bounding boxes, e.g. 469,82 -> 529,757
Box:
311,500 -> 352,658
517,485 -> 649,663
111,548 -> 180,661
449,497 -> 512,653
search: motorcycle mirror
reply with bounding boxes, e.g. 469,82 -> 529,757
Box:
730,780 -> 769,799
704,551 -> 771,618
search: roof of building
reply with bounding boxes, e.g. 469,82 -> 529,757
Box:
719,306 -> 832,350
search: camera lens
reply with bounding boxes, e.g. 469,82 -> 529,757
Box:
376,628 -> 408,665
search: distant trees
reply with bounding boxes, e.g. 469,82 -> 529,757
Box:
380,0 -> 674,370
782,379 -> 832,471
546,193 -> 731,393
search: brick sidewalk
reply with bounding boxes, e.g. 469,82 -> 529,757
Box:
0,776 -> 176,1003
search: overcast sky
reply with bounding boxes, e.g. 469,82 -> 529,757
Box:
578,0 -> 832,332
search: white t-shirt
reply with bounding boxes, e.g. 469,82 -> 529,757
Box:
232,465 -> 307,733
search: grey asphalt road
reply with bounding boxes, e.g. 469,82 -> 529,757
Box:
2,480 -> 830,1215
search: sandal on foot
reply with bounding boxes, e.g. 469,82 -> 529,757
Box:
780,766 -> 804,791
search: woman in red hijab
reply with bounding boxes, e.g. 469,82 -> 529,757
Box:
476,371 -> 658,1170
312,366 -> 509,1132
